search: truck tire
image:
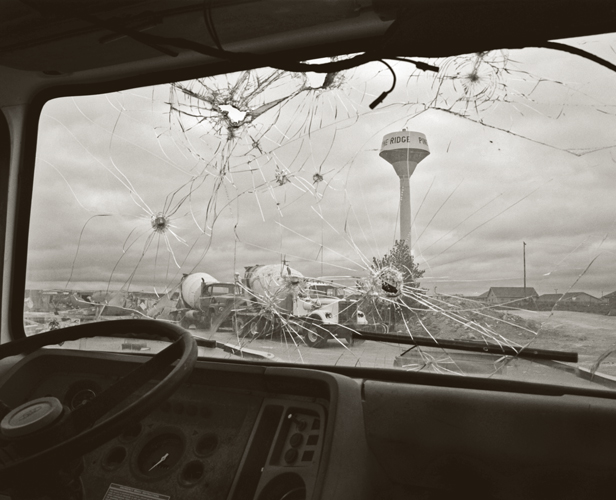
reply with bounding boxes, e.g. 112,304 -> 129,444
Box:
302,320 -> 328,348
241,317 -> 261,339
241,317 -> 273,340
232,315 -> 245,335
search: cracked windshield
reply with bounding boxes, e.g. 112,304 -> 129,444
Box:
25,35 -> 616,388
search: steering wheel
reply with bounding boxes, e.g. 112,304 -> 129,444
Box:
0,319 -> 197,490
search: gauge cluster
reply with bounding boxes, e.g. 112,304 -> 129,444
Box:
76,380 -> 264,499
64,379 -> 101,410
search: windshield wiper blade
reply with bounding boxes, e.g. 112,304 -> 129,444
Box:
351,331 -> 578,363
193,336 -> 275,361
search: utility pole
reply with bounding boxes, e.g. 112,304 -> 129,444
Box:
523,241 -> 527,297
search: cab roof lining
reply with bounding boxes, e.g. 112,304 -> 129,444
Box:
1,0 -> 615,75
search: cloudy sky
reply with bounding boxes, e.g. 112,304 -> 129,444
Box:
27,33 -> 616,298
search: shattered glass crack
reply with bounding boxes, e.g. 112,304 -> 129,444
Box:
25,43 -> 616,386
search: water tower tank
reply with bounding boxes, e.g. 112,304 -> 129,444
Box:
379,131 -> 430,177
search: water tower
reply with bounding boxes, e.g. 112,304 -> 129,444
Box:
379,131 -> 430,247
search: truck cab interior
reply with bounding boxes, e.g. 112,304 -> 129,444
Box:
2,1 -> 616,499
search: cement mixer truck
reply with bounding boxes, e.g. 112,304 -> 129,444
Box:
173,272 -> 253,332
242,264 -> 369,347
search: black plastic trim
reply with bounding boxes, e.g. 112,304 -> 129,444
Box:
0,110 -> 9,336
186,357 -> 616,401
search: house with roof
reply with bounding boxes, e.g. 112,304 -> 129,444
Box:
537,292 -> 602,305
604,291 -> 616,315
603,290 -> 616,303
536,293 -> 562,304
485,287 -> 538,306
564,292 -> 602,303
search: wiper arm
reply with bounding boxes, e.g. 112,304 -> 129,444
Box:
193,336 -> 275,361
351,331 -> 578,363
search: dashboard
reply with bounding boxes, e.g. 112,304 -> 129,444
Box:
3,348 -> 616,500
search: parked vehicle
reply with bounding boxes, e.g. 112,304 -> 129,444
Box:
173,273 -> 252,332
242,265 -> 369,347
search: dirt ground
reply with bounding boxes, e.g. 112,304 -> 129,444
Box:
506,309 -> 616,364
412,299 -> 616,370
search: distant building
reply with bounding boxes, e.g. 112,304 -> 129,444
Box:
603,290 -> 616,303
485,287 -> 538,305
605,291 -> 616,315
536,293 -> 562,304
564,292 -> 601,303
537,292 -> 602,305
